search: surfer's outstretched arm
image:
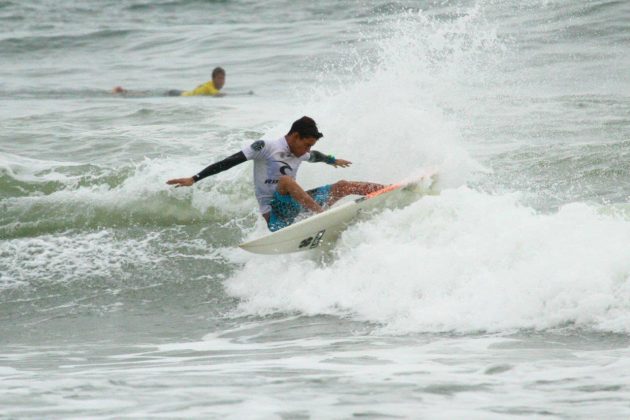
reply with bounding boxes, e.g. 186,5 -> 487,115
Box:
308,150 -> 351,168
166,151 -> 247,187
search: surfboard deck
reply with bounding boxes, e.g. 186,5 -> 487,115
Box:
239,170 -> 438,255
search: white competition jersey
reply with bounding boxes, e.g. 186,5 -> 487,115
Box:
242,137 -> 311,214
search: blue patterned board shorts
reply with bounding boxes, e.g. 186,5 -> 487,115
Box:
268,184 -> 332,232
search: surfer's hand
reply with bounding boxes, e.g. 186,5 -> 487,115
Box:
167,177 -> 194,187
333,159 -> 351,168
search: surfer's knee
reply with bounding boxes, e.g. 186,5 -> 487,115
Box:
278,175 -> 295,187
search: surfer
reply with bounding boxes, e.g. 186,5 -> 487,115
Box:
169,66 -> 226,97
166,116 -> 384,231
112,67 -> 226,97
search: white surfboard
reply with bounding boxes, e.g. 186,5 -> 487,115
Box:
239,170 -> 438,255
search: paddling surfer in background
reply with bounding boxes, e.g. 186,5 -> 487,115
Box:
113,66 -> 226,97
167,116 -> 384,231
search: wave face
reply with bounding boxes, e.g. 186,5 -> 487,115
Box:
2,0 -> 630,325
2,0 -> 630,330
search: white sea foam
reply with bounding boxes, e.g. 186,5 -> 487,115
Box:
227,188 -> 630,333
0,230 -> 163,288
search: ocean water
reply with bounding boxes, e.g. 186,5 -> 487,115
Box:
2,0 -> 630,418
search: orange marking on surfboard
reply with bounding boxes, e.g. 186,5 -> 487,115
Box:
365,183 -> 404,199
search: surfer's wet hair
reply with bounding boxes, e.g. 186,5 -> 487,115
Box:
212,67 -> 225,78
287,116 -> 323,140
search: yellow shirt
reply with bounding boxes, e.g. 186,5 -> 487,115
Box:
181,80 -> 220,96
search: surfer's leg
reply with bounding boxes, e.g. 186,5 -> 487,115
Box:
166,89 -> 184,96
327,181 -> 384,206
306,185 -> 332,208
268,193 -> 300,231
277,176 -> 324,214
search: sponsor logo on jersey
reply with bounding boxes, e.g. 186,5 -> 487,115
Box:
250,140 -> 265,151
274,160 -> 292,175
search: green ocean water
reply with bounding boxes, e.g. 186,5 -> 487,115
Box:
2,0 -> 630,418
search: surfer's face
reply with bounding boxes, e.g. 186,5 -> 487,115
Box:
213,73 -> 225,90
286,132 -> 318,157
293,136 -> 318,157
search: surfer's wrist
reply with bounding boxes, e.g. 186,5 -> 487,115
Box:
326,155 -> 336,165
192,174 -> 200,183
